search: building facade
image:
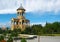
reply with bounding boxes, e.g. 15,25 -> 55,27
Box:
11,5 -> 30,31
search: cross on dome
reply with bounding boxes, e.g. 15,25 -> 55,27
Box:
17,3 -> 25,11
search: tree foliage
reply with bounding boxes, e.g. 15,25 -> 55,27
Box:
21,38 -> 27,42
0,22 -> 60,35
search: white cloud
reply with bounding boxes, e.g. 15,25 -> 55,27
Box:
0,0 -> 26,14
0,9 -> 16,14
0,0 -> 60,14
25,0 -> 60,12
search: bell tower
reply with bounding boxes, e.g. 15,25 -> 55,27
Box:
17,4 -> 25,19
11,4 -> 30,31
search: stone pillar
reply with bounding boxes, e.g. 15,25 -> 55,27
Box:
11,19 -> 15,30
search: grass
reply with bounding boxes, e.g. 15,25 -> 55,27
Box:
40,34 -> 60,36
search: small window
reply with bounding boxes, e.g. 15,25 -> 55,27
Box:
22,20 -> 24,24
20,22 -> 21,24
22,20 -> 24,23
17,12 -> 19,14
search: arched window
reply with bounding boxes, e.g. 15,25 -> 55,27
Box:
22,20 -> 24,24
17,12 -> 19,14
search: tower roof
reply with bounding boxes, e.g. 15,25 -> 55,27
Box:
17,4 -> 25,11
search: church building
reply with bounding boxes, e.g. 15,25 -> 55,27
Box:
11,4 -> 30,31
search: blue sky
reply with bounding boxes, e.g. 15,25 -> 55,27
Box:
0,0 -> 60,27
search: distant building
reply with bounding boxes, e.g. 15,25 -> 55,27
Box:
2,26 -> 6,30
11,4 -> 30,31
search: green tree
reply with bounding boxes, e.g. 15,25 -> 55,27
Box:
52,22 -> 60,33
7,37 -> 13,42
0,35 -> 6,42
21,27 -> 31,34
31,24 -> 43,35
0,28 -> 2,34
43,23 -> 54,34
21,38 -> 27,42
0,36 -> 4,41
43,22 -> 60,34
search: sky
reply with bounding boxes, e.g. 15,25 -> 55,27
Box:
0,0 -> 60,27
